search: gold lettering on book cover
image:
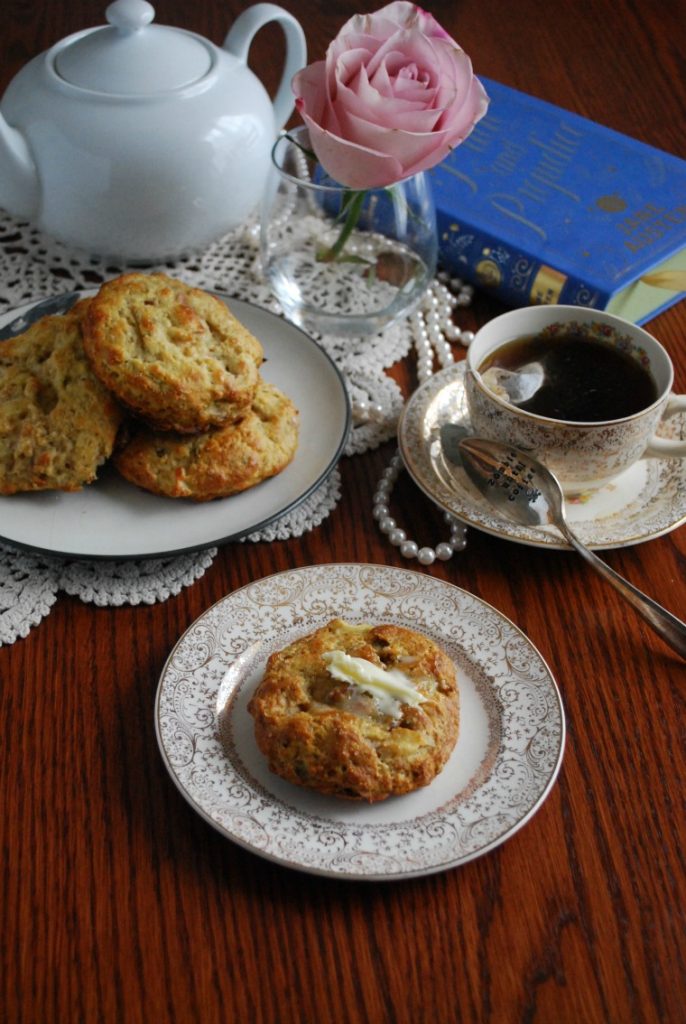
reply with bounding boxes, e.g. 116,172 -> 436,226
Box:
617,202 -> 686,252
442,119 -> 583,243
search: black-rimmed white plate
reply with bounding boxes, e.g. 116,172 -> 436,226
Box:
0,291 -> 350,559
155,564 -> 565,880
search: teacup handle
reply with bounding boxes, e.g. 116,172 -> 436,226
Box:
223,4 -> 307,130
644,394 -> 686,458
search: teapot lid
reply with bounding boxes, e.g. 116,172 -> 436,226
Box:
54,0 -> 212,94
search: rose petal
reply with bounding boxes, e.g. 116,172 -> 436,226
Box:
339,108 -> 447,170
298,110 -> 405,189
399,81 -> 490,176
366,27 -> 441,81
338,99 -> 442,137
335,9 -> 414,43
369,60 -> 431,103
333,71 -> 488,182
428,44 -> 473,119
414,6 -> 455,41
372,50 -> 436,98
335,63 -> 441,132
390,64 -> 433,97
293,62 -> 342,136
371,62 -> 429,102
436,64 -> 490,135
293,62 -> 331,121
335,4 -> 457,48
333,48 -> 373,88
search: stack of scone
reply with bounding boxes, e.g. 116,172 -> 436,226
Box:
0,273 -> 299,500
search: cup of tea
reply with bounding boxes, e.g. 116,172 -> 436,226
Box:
464,305 -> 686,495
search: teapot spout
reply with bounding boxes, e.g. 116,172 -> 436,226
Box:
0,114 -> 39,219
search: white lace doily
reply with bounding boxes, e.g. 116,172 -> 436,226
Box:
0,208 -> 449,644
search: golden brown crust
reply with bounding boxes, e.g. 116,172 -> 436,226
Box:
248,619 -> 459,803
0,299 -> 124,494
82,273 -> 263,433
113,380 -> 299,501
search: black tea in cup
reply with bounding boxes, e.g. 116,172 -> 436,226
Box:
478,328 -> 658,421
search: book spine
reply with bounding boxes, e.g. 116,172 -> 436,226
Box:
436,210 -> 611,310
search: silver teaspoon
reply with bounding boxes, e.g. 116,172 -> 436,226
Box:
456,435 -> 686,660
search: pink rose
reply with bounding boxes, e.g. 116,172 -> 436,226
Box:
292,2 -> 489,190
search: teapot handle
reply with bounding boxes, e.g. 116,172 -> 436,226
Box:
223,4 -> 307,130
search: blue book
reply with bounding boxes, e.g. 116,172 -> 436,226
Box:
429,78 -> 686,324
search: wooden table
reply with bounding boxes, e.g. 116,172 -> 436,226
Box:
1,2 -> 684,1022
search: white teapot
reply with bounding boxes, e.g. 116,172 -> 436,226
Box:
0,0 -> 306,261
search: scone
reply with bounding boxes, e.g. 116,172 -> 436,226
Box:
83,273 -> 263,433
113,380 -> 299,500
248,619 -> 459,803
0,300 -> 123,494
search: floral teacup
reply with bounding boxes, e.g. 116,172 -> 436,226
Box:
465,305 -> 686,496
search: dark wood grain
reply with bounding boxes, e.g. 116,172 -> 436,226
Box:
1,2 -> 685,1022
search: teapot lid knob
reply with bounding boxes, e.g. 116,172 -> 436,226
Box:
106,0 -> 155,34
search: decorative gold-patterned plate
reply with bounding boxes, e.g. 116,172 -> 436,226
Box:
155,563 -> 565,879
398,362 -> 686,550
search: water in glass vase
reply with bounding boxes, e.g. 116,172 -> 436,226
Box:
261,127 -> 437,337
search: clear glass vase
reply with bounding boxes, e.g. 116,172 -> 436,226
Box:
260,126 -> 438,336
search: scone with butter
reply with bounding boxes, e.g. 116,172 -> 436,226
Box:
83,272 -> 263,433
248,619 -> 459,803
0,299 -> 123,494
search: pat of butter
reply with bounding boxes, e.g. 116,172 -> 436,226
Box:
322,650 -> 425,715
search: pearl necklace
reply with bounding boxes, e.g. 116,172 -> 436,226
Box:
361,273 -> 474,564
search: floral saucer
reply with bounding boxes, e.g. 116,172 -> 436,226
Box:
398,362 -> 686,550
155,563 -> 564,879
